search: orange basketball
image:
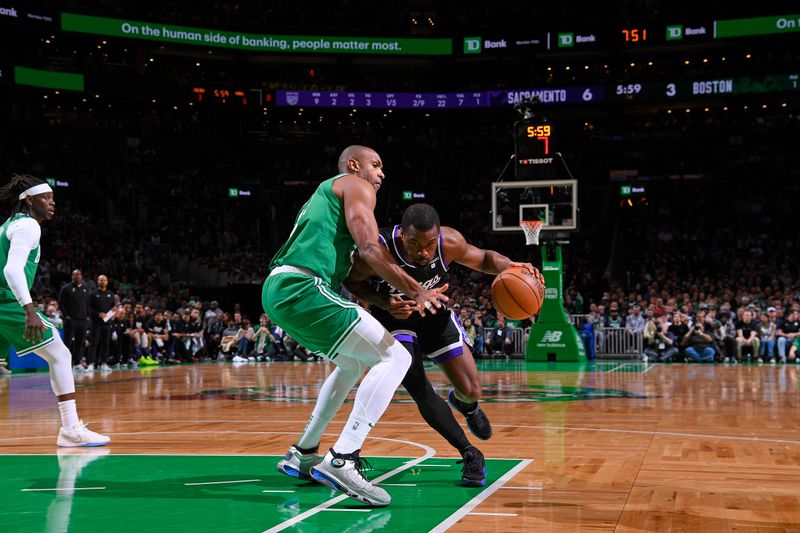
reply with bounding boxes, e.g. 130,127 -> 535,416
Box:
491,267 -> 545,320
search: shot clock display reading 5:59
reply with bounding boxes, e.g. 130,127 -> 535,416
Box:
526,124 -> 551,138
525,123 -> 551,155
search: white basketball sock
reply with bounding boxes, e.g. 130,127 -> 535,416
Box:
58,400 -> 79,430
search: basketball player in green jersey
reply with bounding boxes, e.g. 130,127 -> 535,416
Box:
264,146 -> 448,507
0,174 -> 110,447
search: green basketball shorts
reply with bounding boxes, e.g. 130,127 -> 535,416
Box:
0,300 -> 56,356
262,270 -> 361,359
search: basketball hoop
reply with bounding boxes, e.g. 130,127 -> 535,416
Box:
521,220 -> 544,246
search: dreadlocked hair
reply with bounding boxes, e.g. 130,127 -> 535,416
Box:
0,174 -> 46,215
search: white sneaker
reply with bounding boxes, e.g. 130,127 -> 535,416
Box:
0,364 -> 11,375
232,355 -> 247,363
100,364 -> 113,373
57,421 -> 111,447
277,445 -> 323,481
85,364 -> 95,373
310,449 -> 390,507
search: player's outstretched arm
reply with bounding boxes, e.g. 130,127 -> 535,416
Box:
337,176 -> 447,315
443,226 -> 541,279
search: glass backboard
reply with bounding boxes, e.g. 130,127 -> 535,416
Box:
491,179 -> 578,233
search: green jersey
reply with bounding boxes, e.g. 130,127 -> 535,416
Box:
270,174 -> 356,288
0,214 -> 40,303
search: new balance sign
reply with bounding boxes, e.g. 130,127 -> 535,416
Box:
541,331 -> 562,343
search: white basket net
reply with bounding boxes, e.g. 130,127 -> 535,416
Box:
521,220 -> 544,246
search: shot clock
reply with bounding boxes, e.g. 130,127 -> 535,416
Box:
515,120 -> 555,179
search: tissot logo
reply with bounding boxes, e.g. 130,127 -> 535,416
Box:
0,6 -> 18,17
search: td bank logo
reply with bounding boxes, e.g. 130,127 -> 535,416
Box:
666,25 -> 683,40
557,33 -> 574,47
464,37 -> 482,54
541,330 -> 563,343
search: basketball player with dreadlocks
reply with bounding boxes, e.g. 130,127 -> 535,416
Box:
345,203 -> 542,486
0,174 -> 110,447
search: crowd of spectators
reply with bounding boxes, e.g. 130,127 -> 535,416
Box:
33,285 -> 321,373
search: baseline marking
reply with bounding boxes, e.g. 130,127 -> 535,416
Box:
430,459 -> 532,533
262,490 -> 295,493
320,509 -> 371,513
185,479 -> 261,486
22,487 -> 106,491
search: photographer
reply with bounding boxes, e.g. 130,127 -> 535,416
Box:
683,320 -> 715,363
644,314 -> 679,362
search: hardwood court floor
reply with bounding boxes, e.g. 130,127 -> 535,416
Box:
1,360 -> 799,532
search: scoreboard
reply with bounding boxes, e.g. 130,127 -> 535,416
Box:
273,74 -> 798,110
515,121 -> 556,179
275,87 -> 603,109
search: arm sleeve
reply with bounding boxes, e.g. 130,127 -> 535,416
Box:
2,218 -> 41,307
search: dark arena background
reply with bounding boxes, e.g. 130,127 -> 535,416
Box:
1,2 -> 799,531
